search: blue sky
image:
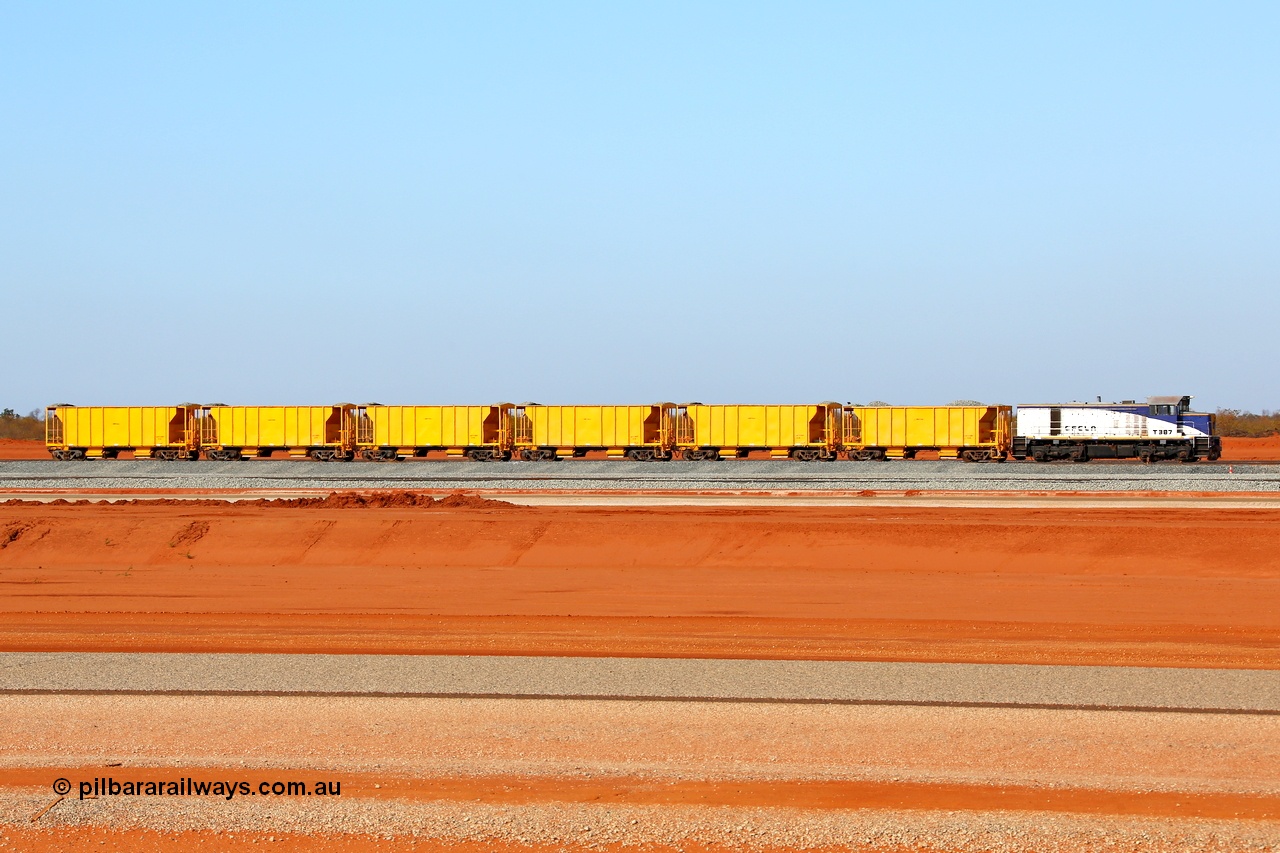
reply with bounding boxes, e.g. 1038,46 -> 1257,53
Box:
3,3 -> 1277,411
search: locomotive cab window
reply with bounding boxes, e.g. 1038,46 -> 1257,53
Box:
1150,405 -> 1174,416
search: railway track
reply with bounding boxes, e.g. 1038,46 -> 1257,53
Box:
1,459 -> 1278,494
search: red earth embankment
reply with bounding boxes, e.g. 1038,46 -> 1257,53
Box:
0,439 -> 47,460
1221,435 -> 1280,460
1,501 -> 1277,667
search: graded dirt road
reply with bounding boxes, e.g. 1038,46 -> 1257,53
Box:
2,692 -> 1279,852
2,653 -> 1278,852
1,499 -> 1279,667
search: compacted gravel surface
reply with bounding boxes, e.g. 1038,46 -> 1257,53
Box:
2,694 -> 1279,851
1,458 -> 1278,493
3,653 -> 1279,713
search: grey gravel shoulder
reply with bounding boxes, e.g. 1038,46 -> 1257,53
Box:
1,458 -> 1279,492
2,653 -> 1277,713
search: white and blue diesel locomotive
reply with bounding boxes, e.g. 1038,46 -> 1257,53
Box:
1012,396 -> 1220,462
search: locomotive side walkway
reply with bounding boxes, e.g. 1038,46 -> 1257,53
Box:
1,458 -> 1278,493
3,653 -> 1278,713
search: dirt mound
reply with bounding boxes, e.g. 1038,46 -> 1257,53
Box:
257,491 -> 447,509
253,491 -> 513,509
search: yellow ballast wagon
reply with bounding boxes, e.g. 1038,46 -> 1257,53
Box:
194,405 -> 350,460
510,404 -> 671,460
44,404 -> 198,460
841,405 -> 1011,461
671,404 -> 841,461
350,404 -> 511,461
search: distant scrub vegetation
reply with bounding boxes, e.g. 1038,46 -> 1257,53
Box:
0,409 -> 44,440
1215,409 -> 1280,437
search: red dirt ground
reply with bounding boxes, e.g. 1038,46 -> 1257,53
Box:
1221,435 -> 1280,460
0,439 -> 47,460
5,767 -> 1276,819
1,502 -> 1278,667
0,828 -> 933,853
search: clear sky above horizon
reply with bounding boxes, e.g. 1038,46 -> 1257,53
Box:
3,3 -> 1278,412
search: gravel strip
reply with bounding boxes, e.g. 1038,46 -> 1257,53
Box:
5,695 -> 1278,791
3,654 -> 1277,713
0,459 -> 1278,492
4,794 -> 1279,851
4,694 -> 1278,850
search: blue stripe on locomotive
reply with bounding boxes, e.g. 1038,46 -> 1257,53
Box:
1050,403 -> 1180,426
1180,413 -> 1213,433
1042,403 -> 1211,436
